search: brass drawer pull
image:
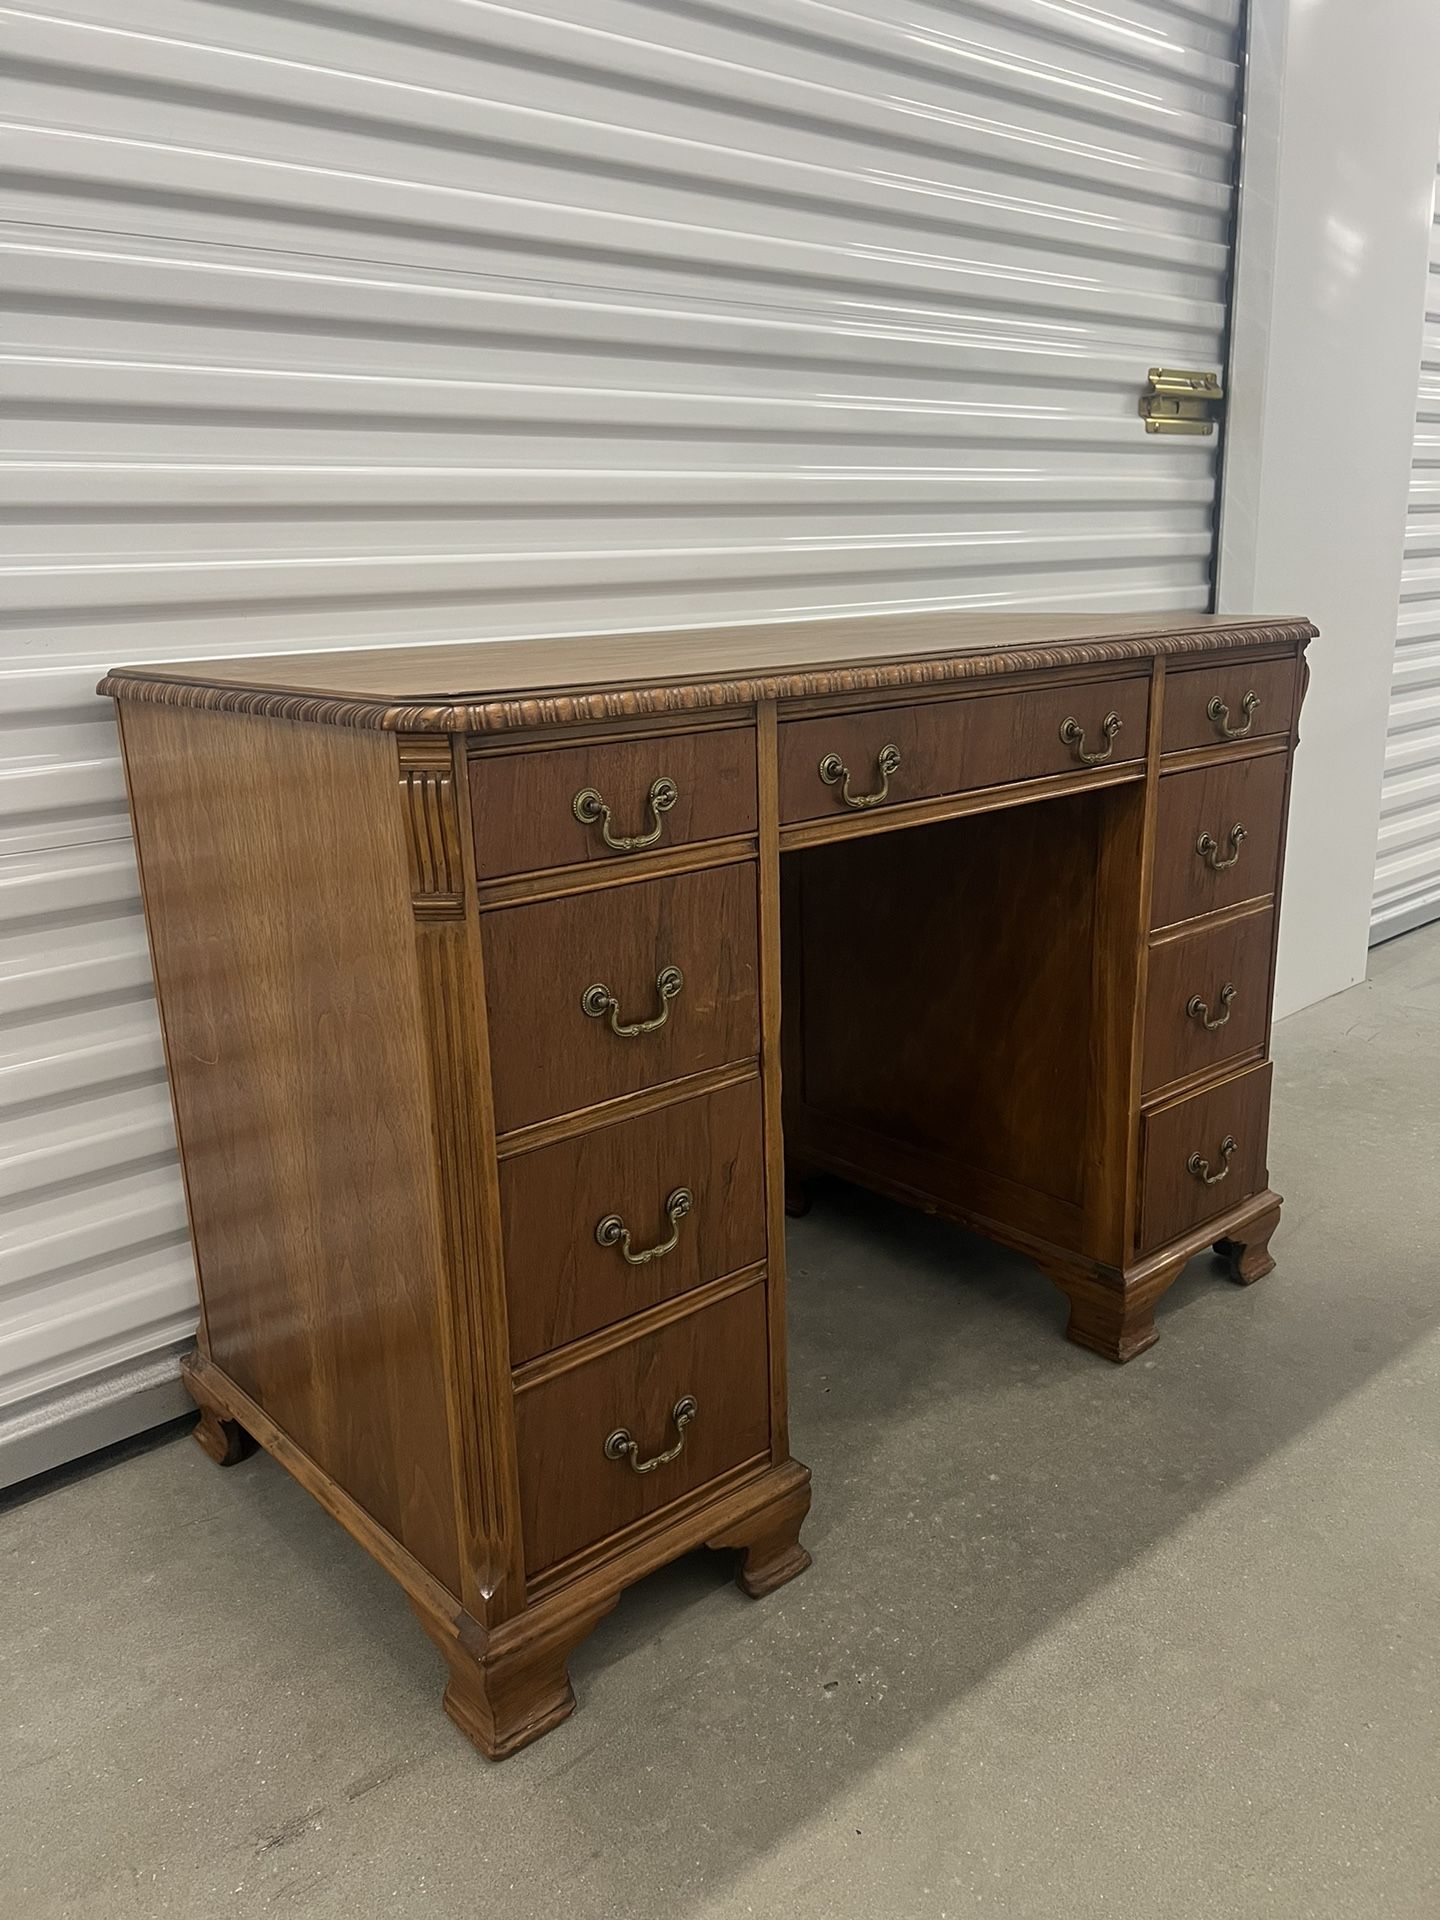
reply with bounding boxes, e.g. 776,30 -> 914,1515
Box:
1207,691 -> 1259,740
604,1395 -> 698,1475
581,965 -> 683,1037
1196,822 -> 1247,871
1187,983 -> 1237,1031
1059,710 -> 1123,765
573,776 -> 678,852
1187,1135 -> 1238,1185
818,743 -> 900,809
596,1187 -> 693,1265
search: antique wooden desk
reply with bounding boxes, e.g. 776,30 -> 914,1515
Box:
101,609 -> 1313,1759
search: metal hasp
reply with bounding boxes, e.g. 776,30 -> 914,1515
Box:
1139,367 -> 1224,436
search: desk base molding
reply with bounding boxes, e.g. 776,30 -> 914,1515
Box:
1213,1198 -> 1283,1287
784,1179 -> 1288,1365
1046,1186 -> 1286,1361
423,1457 -> 813,1759
1041,1262 -> 1173,1364
184,1351 -> 811,1759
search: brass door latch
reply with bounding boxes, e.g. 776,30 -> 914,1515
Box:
1139,367 -> 1223,435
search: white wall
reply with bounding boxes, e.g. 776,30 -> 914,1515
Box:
1219,0 -> 1440,1016
1373,154 -> 1440,945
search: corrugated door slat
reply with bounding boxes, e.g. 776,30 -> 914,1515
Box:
0,0 -> 1244,1480
1373,151 -> 1440,944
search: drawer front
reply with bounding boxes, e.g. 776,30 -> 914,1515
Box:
1150,751 -> 1289,930
501,1077 -> 766,1363
484,864 -> 760,1132
469,726 -> 757,881
1140,1060 -> 1273,1253
1162,656 -> 1298,756
1143,908 -> 1275,1095
514,1280 -> 770,1577
778,675 -> 1148,824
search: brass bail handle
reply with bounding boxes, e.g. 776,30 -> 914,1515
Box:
1188,1136 -> 1238,1185
1207,690 -> 1259,740
818,742 -> 901,809
1059,710 -> 1123,766
596,1187 -> 693,1266
1187,983 -> 1237,1031
604,1396 -> 698,1475
1196,823 -> 1247,871
581,965 -> 683,1037
573,775 -> 678,852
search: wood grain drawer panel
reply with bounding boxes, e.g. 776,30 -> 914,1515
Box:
483,864 -> 760,1132
501,1078 -> 766,1363
1143,909 -> 1275,1094
469,727 -> 757,880
1140,1061 -> 1273,1252
778,675 -> 1148,824
514,1280 -> 770,1577
1162,656 -> 1298,755
1150,752 -> 1288,930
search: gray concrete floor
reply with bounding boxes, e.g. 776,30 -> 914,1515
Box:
4,925 -> 1439,1920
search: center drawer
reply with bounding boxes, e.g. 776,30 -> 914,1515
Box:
482,863 -> 760,1132
500,1077 -> 766,1363
779,674 -> 1148,824
513,1279 -> 771,1579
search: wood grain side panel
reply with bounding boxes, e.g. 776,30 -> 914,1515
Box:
115,701 -> 462,1594
482,864 -> 761,1132
513,1279 -> 770,1578
1101,655 -> 1165,1267
755,700 -> 792,1458
468,726 -> 757,879
501,1077 -> 766,1364
407,734 -> 528,1624
1083,774 -> 1151,1266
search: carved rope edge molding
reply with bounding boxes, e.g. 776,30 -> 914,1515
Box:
97,621 -> 1318,734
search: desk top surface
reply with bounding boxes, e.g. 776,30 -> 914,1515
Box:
100,608 -> 1314,735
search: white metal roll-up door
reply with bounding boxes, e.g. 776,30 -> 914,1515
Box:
1372,150 -> 1440,944
1,0 -> 1245,1481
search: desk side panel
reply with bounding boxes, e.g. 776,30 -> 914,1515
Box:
116,701 -> 463,1595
